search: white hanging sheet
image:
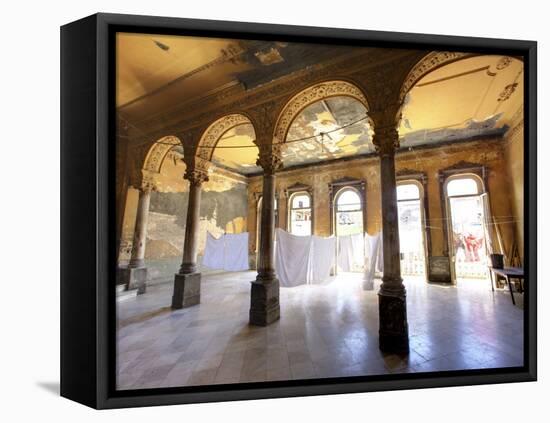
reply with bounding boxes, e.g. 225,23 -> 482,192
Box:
202,232 -> 225,270
275,229 -> 336,287
364,232 -> 383,288
224,232 -> 249,271
351,232 -> 366,269
337,233 -> 366,272
337,235 -> 354,272
275,228 -> 312,287
202,232 -> 250,271
310,235 -> 337,284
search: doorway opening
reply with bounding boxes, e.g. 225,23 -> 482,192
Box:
397,182 -> 427,279
445,175 -> 489,282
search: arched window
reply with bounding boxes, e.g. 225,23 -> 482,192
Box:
334,188 -> 363,236
288,192 -> 312,236
446,177 -> 481,197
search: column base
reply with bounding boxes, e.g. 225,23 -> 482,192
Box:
171,272 -> 201,309
118,266 -> 147,295
378,292 -> 409,353
249,278 -> 280,326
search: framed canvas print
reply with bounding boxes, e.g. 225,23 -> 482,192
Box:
60,13 -> 537,409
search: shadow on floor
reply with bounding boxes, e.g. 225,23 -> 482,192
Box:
36,381 -> 60,396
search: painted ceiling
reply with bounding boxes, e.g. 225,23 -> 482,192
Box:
116,32 -> 351,121
117,33 -> 523,176
399,55 -> 523,147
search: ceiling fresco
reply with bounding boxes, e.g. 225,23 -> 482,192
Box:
117,33 -> 352,121
400,55 -> 523,147
282,96 -> 372,167
211,124 -> 261,175
117,31 -> 524,176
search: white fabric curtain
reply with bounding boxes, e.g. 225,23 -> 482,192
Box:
223,233 -> 249,271
311,235 -> 337,284
364,232 -> 383,289
337,235 -> 354,272
275,228 -> 335,287
202,232 -> 250,272
337,233 -> 366,272
202,232 -> 225,270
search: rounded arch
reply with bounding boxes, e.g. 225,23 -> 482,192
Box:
287,190 -> 313,236
334,185 -> 363,208
396,179 -> 424,200
444,173 -> 486,197
333,186 -> 364,236
196,113 -> 256,162
273,80 -> 369,145
399,51 -> 478,102
142,135 -> 183,174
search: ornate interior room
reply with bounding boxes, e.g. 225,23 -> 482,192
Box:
115,32 -> 525,390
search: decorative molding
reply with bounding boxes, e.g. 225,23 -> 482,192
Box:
196,114 -> 253,161
396,169 -> 427,185
273,80 -> 369,144
497,83 -> 519,102
438,160 -> 487,183
399,51 -> 475,102
142,135 -> 182,174
285,182 -> 313,197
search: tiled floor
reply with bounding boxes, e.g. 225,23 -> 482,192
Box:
116,271 -> 524,390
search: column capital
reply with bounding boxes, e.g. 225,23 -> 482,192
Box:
256,144 -> 283,175
370,104 -> 402,156
183,156 -> 211,187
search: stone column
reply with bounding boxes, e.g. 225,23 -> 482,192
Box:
250,146 -> 281,326
172,169 -> 208,309
375,125 -> 410,353
120,184 -> 152,294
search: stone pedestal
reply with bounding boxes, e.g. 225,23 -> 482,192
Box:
118,266 -> 147,294
378,284 -> 409,353
171,272 -> 201,309
249,278 -> 280,326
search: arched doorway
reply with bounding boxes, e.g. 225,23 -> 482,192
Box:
444,174 -> 490,283
396,181 -> 427,279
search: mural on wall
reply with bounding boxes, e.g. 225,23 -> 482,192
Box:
119,144 -> 248,283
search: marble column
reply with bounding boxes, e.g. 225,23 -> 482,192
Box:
172,171 -> 206,309
250,150 -> 281,326
375,126 -> 410,353
120,186 -> 151,294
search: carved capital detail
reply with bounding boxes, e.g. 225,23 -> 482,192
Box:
256,144 -> 283,174
370,104 -> 402,155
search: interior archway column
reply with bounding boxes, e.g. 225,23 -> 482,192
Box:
250,143 -> 282,326
171,155 -> 210,309
120,176 -> 154,294
371,107 -> 410,353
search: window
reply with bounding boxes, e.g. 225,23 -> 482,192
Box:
334,188 -> 363,236
288,192 -> 312,236
446,177 -> 480,197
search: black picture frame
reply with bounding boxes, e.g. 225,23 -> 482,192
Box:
60,12 -> 537,409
